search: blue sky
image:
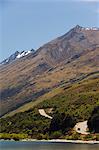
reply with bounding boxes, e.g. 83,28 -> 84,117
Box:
0,0 -> 99,61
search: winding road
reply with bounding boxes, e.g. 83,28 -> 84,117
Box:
39,109 -> 52,119
38,109 -> 89,135
74,120 -> 89,135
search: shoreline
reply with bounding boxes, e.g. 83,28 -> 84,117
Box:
21,139 -> 99,144
1,139 -> 99,144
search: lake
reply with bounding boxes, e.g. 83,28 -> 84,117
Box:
0,141 -> 99,150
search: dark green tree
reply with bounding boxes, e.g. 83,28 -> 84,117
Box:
88,106 -> 99,133
49,112 -> 76,134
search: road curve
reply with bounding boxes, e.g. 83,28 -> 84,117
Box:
39,109 -> 89,135
39,109 -> 52,119
74,120 -> 89,135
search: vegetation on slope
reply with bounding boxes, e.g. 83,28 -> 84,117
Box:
88,106 -> 99,133
0,78 -> 99,140
37,78 -> 99,121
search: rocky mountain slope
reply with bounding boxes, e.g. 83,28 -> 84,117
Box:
0,49 -> 35,65
0,25 -> 99,117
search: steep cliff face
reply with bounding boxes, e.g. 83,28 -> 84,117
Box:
0,25 -> 99,117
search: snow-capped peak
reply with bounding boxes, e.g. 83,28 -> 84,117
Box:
16,49 -> 34,59
74,25 -> 99,31
82,27 -> 99,31
0,49 -> 35,65
16,51 -> 26,59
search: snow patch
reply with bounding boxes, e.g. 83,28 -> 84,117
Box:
25,50 -> 31,55
16,50 -> 34,59
82,27 -> 99,31
16,51 -> 26,58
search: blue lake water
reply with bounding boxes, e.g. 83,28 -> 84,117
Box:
0,141 -> 99,150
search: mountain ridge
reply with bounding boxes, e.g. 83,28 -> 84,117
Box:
1,25 -> 99,66
0,25 -> 99,117
0,49 -> 35,65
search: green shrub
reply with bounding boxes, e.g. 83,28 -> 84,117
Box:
50,131 -> 62,139
88,106 -> 99,133
49,112 -> 76,133
0,133 -> 28,140
83,134 -> 96,141
96,134 -> 99,141
36,133 -> 49,140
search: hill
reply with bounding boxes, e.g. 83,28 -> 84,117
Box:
0,77 -> 99,140
0,25 -> 99,117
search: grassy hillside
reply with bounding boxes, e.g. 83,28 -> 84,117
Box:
0,77 -> 99,140
37,77 -> 99,120
3,71 -> 99,118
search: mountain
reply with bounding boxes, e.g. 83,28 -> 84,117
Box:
0,25 -> 99,117
0,49 -> 35,65
36,25 -> 99,65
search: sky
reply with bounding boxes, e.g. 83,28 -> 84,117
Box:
0,0 -> 99,61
